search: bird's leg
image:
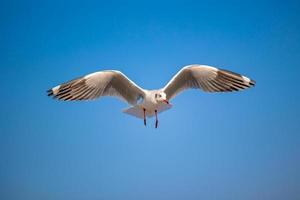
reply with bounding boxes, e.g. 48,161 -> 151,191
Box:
155,110 -> 158,128
143,108 -> 146,126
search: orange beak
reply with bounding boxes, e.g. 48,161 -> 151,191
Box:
163,99 -> 169,104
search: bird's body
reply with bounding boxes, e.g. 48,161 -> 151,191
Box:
141,90 -> 164,113
123,90 -> 172,118
48,64 -> 255,128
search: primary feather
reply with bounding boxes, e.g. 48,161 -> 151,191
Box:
163,65 -> 255,100
47,70 -> 145,105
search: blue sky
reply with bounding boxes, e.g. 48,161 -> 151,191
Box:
1,0 -> 300,199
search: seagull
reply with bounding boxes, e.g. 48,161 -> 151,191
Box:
47,64 -> 255,128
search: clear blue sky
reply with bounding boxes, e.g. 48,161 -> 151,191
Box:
1,0 -> 300,199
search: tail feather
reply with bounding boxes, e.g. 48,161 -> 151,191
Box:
123,104 -> 172,119
123,106 -> 144,119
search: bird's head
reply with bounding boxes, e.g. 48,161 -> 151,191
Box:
154,92 -> 169,104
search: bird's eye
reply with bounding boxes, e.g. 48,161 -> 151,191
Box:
159,94 -> 162,97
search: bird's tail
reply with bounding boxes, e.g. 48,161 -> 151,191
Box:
122,104 -> 172,119
123,105 -> 144,119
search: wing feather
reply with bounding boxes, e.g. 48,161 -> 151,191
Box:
47,70 -> 145,105
163,65 -> 255,100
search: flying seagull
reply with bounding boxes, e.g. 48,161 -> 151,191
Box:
47,64 -> 255,128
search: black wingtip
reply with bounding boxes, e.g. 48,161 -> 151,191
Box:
47,89 -> 53,96
249,79 -> 256,86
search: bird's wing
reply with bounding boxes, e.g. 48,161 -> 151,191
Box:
163,65 -> 256,100
47,70 -> 145,105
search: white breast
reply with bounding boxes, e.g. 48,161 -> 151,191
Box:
141,91 -> 157,111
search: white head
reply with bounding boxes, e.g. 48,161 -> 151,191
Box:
154,91 -> 169,104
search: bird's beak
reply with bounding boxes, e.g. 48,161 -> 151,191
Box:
163,99 -> 169,104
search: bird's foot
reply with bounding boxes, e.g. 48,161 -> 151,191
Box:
143,108 -> 146,126
155,109 -> 158,128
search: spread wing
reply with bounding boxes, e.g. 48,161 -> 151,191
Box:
163,65 -> 256,100
47,70 -> 145,105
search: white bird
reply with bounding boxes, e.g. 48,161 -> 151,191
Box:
48,64 -> 255,128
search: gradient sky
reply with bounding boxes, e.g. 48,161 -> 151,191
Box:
1,0 -> 300,199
